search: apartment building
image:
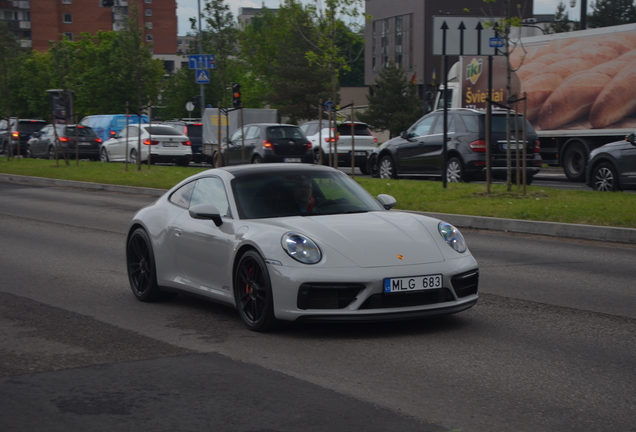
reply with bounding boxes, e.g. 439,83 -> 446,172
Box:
0,0 -> 177,54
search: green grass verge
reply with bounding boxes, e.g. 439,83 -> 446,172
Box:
2,158 -> 635,228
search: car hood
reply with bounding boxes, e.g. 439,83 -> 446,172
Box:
592,140 -> 635,156
261,211 -> 445,268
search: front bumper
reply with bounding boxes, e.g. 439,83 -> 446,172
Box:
267,255 -> 479,322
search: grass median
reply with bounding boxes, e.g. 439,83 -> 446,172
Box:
1,157 -> 635,229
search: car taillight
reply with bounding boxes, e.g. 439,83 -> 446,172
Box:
182,140 -> 191,146
59,136 -> 70,142
262,140 -> 274,150
143,139 -> 159,145
534,140 -> 540,153
11,131 -> 19,139
110,131 -> 116,137
324,136 -> 338,143
369,129 -> 378,144
95,138 -> 102,144
305,141 -> 312,150
469,140 -> 486,152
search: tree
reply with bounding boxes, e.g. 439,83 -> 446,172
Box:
588,0 -> 636,28
546,2 -> 577,33
0,23 -> 24,122
358,62 -> 421,138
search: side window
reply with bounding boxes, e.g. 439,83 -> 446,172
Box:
230,128 -> 243,142
245,126 -> 259,140
169,181 -> 196,208
432,114 -> 456,134
127,127 -> 139,138
0,120 -> 6,130
190,177 -> 230,218
411,115 -> 435,137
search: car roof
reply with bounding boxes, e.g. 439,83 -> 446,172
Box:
207,162 -> 339,179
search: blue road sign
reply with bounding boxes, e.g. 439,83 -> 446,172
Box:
207,54 -> 216,69
196,69 -> 210,84
489,37 -> 504,48
189,55 -> 205,69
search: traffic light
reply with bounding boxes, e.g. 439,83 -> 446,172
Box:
232,83 -> 241,108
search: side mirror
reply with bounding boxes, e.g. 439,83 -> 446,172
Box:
189,204 -> 223,226
32,131 -> 40,138
400,131 -> 412,140
377,194 -> 397,210
627,133 -> 636,146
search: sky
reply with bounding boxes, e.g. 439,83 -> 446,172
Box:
176,0 -> 586,35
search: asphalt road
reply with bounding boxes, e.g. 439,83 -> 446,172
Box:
1,181 -> 635,432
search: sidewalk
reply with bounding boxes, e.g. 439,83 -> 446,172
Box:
2,173 -> 635,245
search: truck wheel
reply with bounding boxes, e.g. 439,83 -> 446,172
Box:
563,143 -> 587,182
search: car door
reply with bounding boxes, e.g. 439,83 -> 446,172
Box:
618,144 -> 636,187
226,127 -> 245,165
395,114 -> 436,175
171,176 -> 235,298
32,125 -> 51,157
242,125 -> 260,161
423,114 -> 456,175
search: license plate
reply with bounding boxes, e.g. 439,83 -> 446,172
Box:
163,142 -> 178,147
350,151 -> 367,156
285,158 -> 301,162
501,143 -> 522,150
383,274 -> 443,293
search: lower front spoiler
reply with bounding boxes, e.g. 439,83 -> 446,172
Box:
293,298 -> 478,323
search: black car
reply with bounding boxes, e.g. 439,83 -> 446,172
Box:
0,118 -> 47,157
586,133 -> 636,191
367,108 -> 542,183
214,123 -> 314,166
162,119 -> 205,164
26,124 -> 102,160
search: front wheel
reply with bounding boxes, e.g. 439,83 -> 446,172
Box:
379,155 -> 396,179
100,147 -> 109,162
234,250 -> 278,332
126,228 -> 173,302
592,162 -> 619,191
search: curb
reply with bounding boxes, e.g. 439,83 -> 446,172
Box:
2,173 -> 635,244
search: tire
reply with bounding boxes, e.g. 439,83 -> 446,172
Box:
314,148 -> 326,165
234,250 -> 278,332
126,228 -> 174,302
369,154 -> 380,178
47,146 -> 55,160
100,147 -> 109,163
359,163 -> 369,175
25,146 -> 33,159
379,155 -> 396,179
592,162 -> 619,192
446,157 -> 466,183
176,157 -> 190,167
252,155 -> 262,164
130,148 -> 138,165
563,143 -> 588,182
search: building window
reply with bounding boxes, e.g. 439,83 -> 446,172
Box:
381,19 -> 390,68
395,16 -> 403,67
145,22 -> 153,29
146,34 -> 153,42
64,32 -> 73,41
63,13 -> 72,23
145,0 -> 152,3
62,0 -> 72,4
145,9 -> 152,16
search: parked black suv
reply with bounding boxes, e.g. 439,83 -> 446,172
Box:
367,108 -> 542,183
162,119 -> 204,163
0,118 -> 47,157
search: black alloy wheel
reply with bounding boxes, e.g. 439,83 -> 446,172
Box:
592,162 -> 619,192
126,228 -> 172,302
234,250 -> 278,332
100,147 -> 109,162
379,155 -> 396,179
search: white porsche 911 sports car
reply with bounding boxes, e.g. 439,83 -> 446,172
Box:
126,164 -> 479,331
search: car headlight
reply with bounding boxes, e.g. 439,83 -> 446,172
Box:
281,232 -> 322,264
438,222 -> 467,253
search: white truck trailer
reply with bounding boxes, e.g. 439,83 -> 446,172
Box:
437,23 -> 636,181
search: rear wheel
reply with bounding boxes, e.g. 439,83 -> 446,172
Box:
25,145 -> 33,159
100,147 -> 109,162
379,155 -> 396,179
592,162 -> 619,191
234,250 -> 278,332
47,146 -> 55,160
252,155 -> 262,164
130,148 -> 138,165
563,142 -> 588,182
176,157 -> 190,167
446,157 -> 466,183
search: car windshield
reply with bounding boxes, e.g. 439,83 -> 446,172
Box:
143,125 -> 183,136
18,121 -> 46,133
232,170 -> 385,219
266,127 -> 305,140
